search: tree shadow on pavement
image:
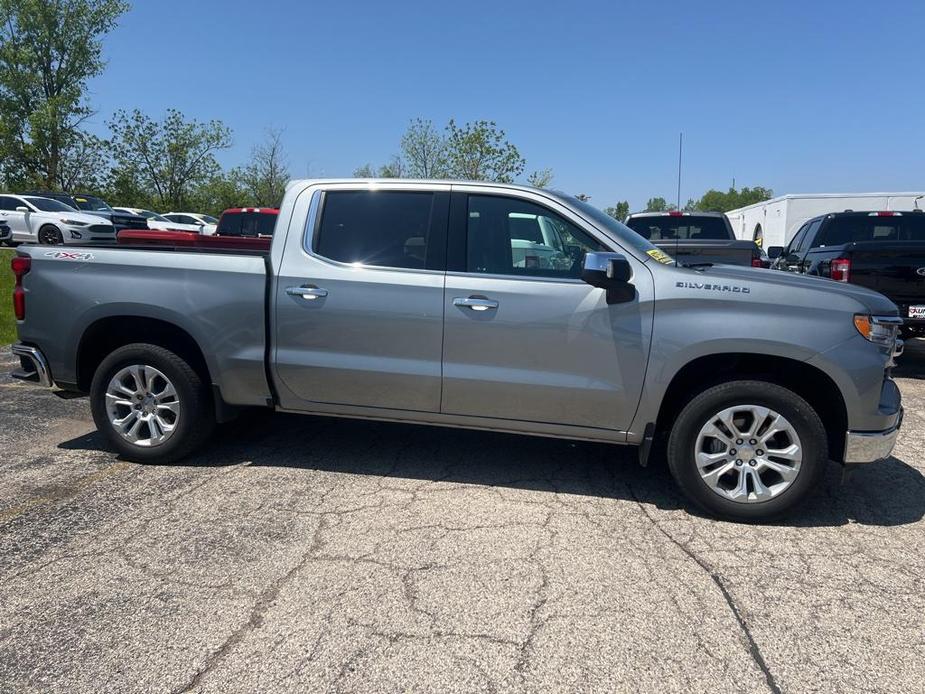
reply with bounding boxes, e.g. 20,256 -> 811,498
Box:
60,407 -> 925,529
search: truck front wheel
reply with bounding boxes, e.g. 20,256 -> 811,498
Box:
90,343 -> 215,464
666,381 -> 828,522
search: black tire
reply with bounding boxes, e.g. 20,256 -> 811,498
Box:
90,343 -> 215,464
38,224 -> 64,245
666,380 -> 828,522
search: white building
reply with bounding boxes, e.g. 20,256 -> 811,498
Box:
725,192 -> 925,249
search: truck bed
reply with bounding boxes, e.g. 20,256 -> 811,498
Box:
15,244 -> 273,407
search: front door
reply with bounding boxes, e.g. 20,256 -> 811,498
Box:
441,190 -> 652,432
274,185 -> 450,413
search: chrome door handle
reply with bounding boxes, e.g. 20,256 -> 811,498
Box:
286,285 -> 328,300
453,296 -> 499,311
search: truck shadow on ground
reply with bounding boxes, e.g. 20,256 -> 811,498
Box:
61,409 -> 924,530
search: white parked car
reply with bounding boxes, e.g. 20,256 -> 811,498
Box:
162,212 -> 218,235
113,207 -> 215,235
0,194 -> 115,245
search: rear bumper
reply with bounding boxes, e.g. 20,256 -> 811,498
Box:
843,408 -> 903,463
10,343 -> 53,387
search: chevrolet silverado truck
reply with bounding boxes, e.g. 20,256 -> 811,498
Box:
768,210 -> 925,338
9,180 -> 904,521
625,210 -> 767,267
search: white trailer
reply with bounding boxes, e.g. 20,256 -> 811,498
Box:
725,192 -> 925,250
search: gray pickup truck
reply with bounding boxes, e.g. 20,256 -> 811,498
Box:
625,210 -> 766,267
10,180 -> 904,521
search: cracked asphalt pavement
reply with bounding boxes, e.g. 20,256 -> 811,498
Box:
1,344 -> 924,693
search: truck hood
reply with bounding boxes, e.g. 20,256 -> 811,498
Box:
687,264 -> 899,315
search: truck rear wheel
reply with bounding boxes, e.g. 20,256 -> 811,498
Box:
666,380 -> 827,522
90,343 -> 215,464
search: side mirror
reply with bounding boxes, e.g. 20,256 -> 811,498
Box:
581,252 -> 633,288
15,206 -> 29,213
766,246 -> 784,259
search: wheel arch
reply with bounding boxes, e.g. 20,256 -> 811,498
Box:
77,316 -> 211,394
655,353 -> 848,462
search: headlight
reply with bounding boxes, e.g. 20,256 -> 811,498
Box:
854,314 -> 902,346
61,218 -> 89,226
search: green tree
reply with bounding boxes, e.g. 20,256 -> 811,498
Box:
604,201 -> 630,221
645,196 -> 668,212
400,118 -> 447,178
696,186 -> 773,212
107,108 -> 233,210
58,131 -> 109,192
444,119 -> 525,183
189,169 -> 252,217
241,128 -> 289,207
527,168 -> 553,188
0,0 -> 129,188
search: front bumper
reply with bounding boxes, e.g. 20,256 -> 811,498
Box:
844,408 -> 903,463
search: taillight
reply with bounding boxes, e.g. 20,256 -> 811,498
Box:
751,257 -> 764,268
11,256 -> 30,320
830,257 -> 851,282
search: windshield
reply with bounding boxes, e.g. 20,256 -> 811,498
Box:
140,210 -> 170,222
23,197 -> 78,213
554,194 -> 663,259
72,195 -> 113,212
625,215 -> 731,240
820,215 -> 925,244
217,212 -> 277,237
201,215 -> 218,224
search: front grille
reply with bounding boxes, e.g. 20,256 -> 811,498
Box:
89,224 -> 115,235
111,216 -> 148,231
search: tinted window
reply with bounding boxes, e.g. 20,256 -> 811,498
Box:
315,191 -> 435,269
796,220 -> 821,252
466,195 -> 604,278
72,195 -> 112,211
818,215 -> 925,245
23,196 -> 77,212
218,212 -> 277,237
0,196 -> 19,211
625,215 -> 731,240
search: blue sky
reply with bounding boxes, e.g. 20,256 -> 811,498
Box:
87,0 -> 925,210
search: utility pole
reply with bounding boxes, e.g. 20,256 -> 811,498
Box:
676,132 -> 683,210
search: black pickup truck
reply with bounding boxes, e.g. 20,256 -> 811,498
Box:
768,210 -> 925,337
624,211 -> 766,267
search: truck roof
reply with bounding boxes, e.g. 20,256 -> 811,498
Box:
626,210 -> 726,219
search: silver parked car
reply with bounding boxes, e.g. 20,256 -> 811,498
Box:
10,180 -> 903,521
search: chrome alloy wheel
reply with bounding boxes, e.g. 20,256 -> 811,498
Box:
105,365 -> 180,447
694,404 -> 803,503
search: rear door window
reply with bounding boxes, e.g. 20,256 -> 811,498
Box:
314,190 -> 437,270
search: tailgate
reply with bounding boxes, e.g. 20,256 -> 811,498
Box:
848,241 -> 925,305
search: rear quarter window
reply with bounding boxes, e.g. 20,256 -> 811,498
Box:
314,190 -> 435,270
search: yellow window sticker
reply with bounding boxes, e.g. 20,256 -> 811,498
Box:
646,248 -> 674,265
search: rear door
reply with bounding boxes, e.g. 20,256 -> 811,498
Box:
0,196 -> 31,241
274,184 -> 450,413
441,188 -> 652,432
